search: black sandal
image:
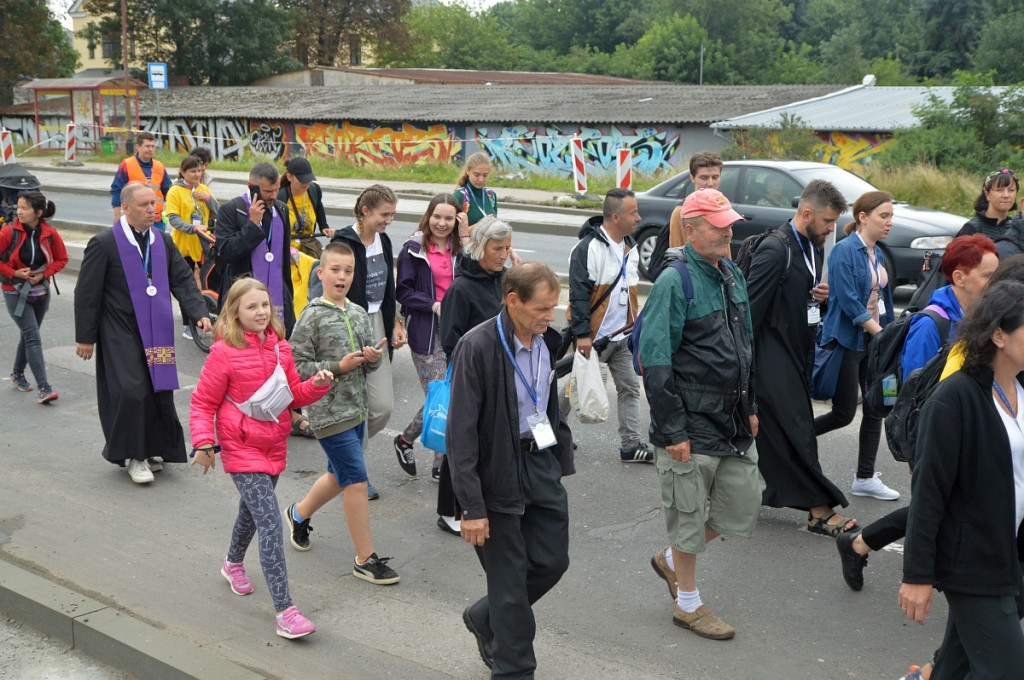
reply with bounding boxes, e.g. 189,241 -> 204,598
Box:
807,511 -> 857,538
290,416 -> 316,439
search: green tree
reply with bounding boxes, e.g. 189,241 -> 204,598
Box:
279,0 -> 410,67
973,11 -> 1024,84
82,0 -> 298,84
0,0 -> 79,106
628,14 -> 730,83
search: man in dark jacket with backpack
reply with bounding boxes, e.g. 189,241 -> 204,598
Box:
639,189 -> 762,641
565,188 -> 652,463
745,180 -> 854,534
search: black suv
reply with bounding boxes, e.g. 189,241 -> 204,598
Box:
633,160 -> 965,284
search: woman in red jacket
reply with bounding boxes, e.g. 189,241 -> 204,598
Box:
0,191 -> 68,404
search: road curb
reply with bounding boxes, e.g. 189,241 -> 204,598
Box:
0,559 -> 264,680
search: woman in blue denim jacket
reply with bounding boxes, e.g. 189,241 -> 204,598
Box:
815,191 -> 899,502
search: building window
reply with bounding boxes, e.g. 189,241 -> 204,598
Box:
101,36 -> 136,60
350,36 -> 361,66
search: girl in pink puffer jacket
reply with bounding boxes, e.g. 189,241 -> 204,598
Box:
189,277 -> 332,640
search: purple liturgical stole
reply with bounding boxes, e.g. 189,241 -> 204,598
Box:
113,219 -> 179,391
242,192 -> 285,319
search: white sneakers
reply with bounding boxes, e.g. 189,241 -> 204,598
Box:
851,472 -> 900,501
127,458 -> 154,484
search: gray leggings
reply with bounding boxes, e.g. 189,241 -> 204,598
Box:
4,291 -> 49,385
228,472 -> 292,612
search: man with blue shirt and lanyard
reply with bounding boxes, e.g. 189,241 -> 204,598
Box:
745,180 -> 855,536
215,162 -> 295,333
566,188 -> 653,463
448,262 -> 574,677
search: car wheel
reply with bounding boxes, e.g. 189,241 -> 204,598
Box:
880,245 -> 899,287
636,226 -> 660,281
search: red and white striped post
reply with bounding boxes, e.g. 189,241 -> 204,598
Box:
64,123 -> 77,162
0,129 -> 14,164
571,133 -> 587,194
616,147 -> 632,189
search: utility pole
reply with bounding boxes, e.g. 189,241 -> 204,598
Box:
121,0 -> 130,149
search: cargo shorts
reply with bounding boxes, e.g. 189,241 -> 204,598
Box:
656,444 -> 764,554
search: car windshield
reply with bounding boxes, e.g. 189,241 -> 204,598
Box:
790,167 -> 878,204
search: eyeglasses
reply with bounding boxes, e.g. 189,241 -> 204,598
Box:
984,168 -> 1017,189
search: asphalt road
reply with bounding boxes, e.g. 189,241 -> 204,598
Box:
0,268 -> 945,680
45,191 -> 582,276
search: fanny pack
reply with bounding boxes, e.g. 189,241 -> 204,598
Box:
227,344 -> 294,422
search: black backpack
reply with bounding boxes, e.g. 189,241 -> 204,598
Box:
734,228 -> 792,283
864,305 -> 950,413
907,252 -> 946,310
884,344 -> 951,464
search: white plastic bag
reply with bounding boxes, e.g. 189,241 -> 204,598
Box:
569,349 -> 609,424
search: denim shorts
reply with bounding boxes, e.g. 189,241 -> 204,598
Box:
319,422 -> 367,488
656,445 -> 764,554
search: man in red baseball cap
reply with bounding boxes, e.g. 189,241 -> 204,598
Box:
638,187 -> 762,641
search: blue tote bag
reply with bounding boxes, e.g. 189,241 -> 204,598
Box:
810,341 -> 845,401
421,363 -> 452,454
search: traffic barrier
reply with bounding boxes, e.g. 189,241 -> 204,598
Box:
616,147 -> 632,190
65,123 -> 76,162
1,129 -> 14,164
571,134 -> 587,194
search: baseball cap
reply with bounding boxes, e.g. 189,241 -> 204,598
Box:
286,157 -> 316,184
680,189 -> 743,228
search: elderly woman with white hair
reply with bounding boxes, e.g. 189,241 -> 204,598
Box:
432,215 -> 513,532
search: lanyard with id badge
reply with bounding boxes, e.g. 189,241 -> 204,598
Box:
496,314 -> 557,450
792,223 -> 820,325
857,232 -> 887,317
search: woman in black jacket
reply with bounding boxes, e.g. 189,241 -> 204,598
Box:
433,216 -> 512,531
900,279 -> 1024,679
957,168 -> 1019,240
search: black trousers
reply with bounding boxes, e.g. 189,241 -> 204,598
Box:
465,443 -> 570,679
813,345 -> 883,479
932,591 -> 1024,680
437,455 -> 459,517
861,505 -> 909,551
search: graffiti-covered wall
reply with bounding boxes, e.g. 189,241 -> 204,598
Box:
815,131 -> 895,169
471,124 -> 684,175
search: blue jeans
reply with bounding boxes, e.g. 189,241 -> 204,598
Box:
4,291 -> 50,385
320,422 -> 368,488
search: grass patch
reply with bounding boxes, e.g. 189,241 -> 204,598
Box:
862,164 -> 978,217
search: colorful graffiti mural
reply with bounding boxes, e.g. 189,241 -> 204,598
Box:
815,131 -> 895,169
141,117 -> 251,161
472,124 -> 682,175
293,121 -> 459,166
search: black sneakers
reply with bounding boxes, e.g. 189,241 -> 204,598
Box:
620,442 -> 655,463
353,553 -> 400,585
393,435 -> 417,476
285,503 -> 312,551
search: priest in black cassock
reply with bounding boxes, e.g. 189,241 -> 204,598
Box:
745,180 -> 856,537
75,182 -> 210,484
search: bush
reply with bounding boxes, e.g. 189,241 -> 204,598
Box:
863,164 -> 977,217
717,113 -> 822,162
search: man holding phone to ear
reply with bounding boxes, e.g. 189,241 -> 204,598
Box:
216,162 -> 295,333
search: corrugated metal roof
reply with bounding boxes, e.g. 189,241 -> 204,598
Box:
302,66 -> 651,85
711,85 -> 1010,132
64,84 -> 842,124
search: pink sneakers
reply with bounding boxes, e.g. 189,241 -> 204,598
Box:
276,606 -> 316,639
220,559 -> 253,596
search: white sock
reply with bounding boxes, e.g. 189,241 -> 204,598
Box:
663,547 -> 674,570
677,588 -> 703,613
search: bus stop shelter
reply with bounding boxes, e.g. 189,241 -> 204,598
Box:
20,77 -> 147,153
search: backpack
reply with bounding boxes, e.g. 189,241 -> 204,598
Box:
734,228 -> 792,284
627,260 -> 693,375
864,305 -> 950,413
907,252 -> 946,310
884,344 -> 951,464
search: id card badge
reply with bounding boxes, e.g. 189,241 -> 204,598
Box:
806,301 -> 821,325
527,412 -> 557,450
878,298 -> 886,316
619,287 -> 628,306
191,211 -> 202,227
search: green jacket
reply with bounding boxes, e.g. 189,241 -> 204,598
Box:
638,244 -> 756,456
290,297 -> 380,438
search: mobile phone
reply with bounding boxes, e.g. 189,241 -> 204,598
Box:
249,184 -> 261,203
356,340 -> 386,357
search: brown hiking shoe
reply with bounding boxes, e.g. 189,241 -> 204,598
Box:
672,605 -> 735,640
651,549 -> 677,599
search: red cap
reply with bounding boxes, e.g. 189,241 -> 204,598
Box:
680,189 -> 743,228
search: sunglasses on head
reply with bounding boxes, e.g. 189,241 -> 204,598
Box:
985,168 -> 1017,189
